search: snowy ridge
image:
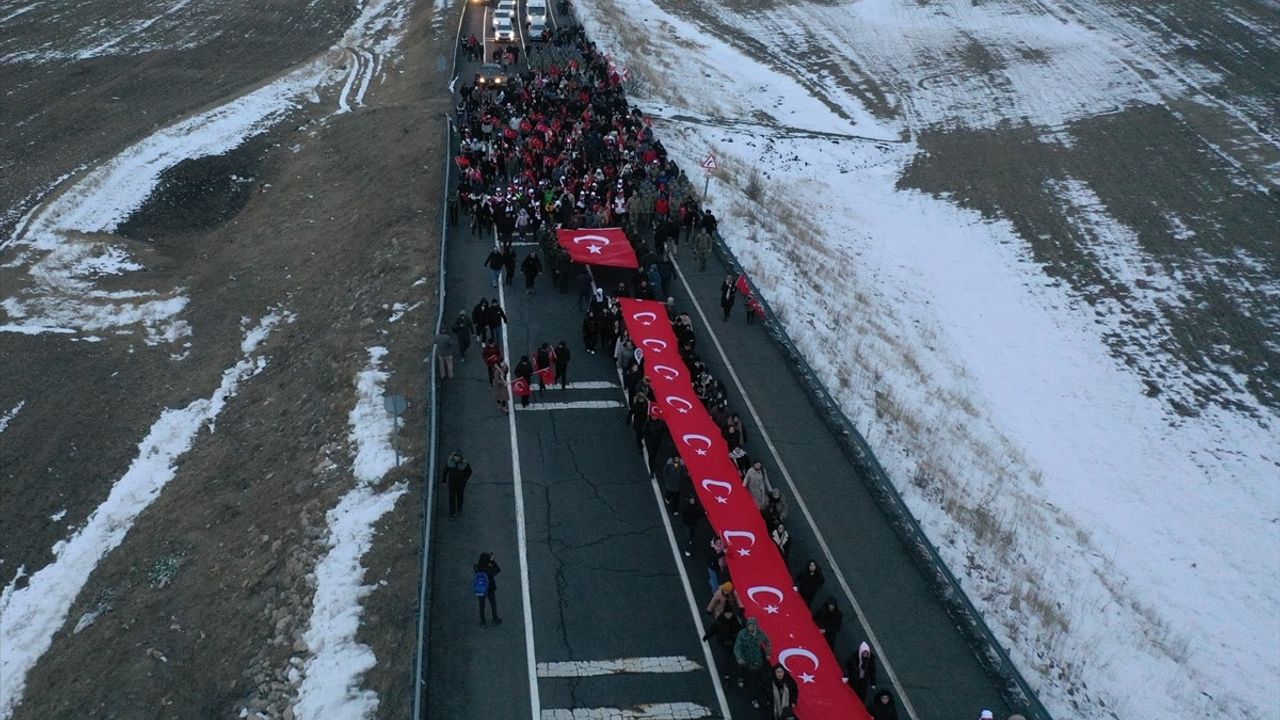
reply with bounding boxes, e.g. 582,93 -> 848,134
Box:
0,309 -> 293,719
0,401 -> 25,433
292,346 -> 406,720
575,1 -> 1280,719
0,0 -> 413,342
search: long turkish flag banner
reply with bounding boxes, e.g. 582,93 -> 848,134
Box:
556,227 -> 639,269
619,299 -> 869,720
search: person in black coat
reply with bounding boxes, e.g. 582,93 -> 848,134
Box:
759,663 -> 800,718
582,310 -> 599,354
485,249 -> 504,287
794,560 -> 825,607
521,252 -> 542,294
719,275 -> 737,321
844,641 -> 878,703
553,340 -> 572,388
472,299 -> 491,341
812,597 -> 843,650
513,356 -> 534,408
474,552 -> 502,626
869,689 -> 900,720
441,451 -> 473,518
700,604 -> 742,681
485,299 -> 507,342
502,246 -> 517,285
680,493 -> 704,556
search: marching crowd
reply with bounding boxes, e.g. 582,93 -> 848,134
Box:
438,13 -> 1015,720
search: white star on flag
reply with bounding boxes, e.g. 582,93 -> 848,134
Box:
696,449 -> 707,456
799,672 -> 816,684
736,548 -> 751,556
715,496 -> 728,503
586,244 -> 603,254
763,604 -> 780,614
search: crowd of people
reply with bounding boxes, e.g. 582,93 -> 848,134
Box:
443,12 -> 1017,720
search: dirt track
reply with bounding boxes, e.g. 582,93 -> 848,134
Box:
0,1 -> 452,716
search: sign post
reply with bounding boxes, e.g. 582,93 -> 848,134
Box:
701,152 -> 718,200
383,393 -> 408,467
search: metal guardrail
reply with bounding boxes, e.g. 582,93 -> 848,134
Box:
711,239 -> 1053,720
411,114 -> 453,720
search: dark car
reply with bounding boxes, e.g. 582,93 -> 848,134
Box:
475,63 -> 508,86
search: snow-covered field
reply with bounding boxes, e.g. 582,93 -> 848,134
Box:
576,1 -> 1280,718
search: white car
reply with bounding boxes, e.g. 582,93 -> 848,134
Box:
493,0 -> 517,26
493,16 -> 516,42
526,0 -> 547,24
528,17 -> 547,38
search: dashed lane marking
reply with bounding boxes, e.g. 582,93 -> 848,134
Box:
515,400 -> 623,411
536,656 -> 701,677
540,703 -> 712,720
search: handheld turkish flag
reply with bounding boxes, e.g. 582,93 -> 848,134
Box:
556,227 -> 639,269
511,377 -> 532,397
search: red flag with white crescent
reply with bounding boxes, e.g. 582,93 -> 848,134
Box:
511,377 -> 531,397
556,227 -> 639,269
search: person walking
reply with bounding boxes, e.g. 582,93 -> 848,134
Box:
491,360 -> 511,413
582,310 -> 599,354
484,248 -> 504,287
485,298 -> 507,342
433,330 -> 457,379
451,311 -> 474,360
770,521 -> 791,561
719,275 -> 737,321
441,451 -> 473,518
521,252 -> 542,295
502,245 -> 517,286
743,461 -> 770,510
482,340 -> 503,387
813,597 -> 843,650
513,356 -> 535,408
844,641 -> 878,704
760,663 -> 800,719
680,493 -> 704,556
693,227 -> 712,271
794,559 -> 825,607
733,618 -> 771,698
869,690 -> 900,720
473,552 -> 503,626
706,581 -> 741,621
553,340 -> 571,388
700,604 -> 742,682
660,456 -> 689,512
763,488 -> 789,531
472,298 -> 491,342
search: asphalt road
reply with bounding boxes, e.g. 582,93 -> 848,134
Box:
425,2 -> 1022,719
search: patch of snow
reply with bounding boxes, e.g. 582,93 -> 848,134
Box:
0,401 -> 25,433
0,310 -> 288,718
293,346 -> 405,720
48,509 -> 66,522
575,2 -> 1280,719
387,301 -> 421,323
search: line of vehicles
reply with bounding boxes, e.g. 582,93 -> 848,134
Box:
487,0 -> 548,43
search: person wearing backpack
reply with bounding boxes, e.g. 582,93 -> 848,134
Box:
473,552 -> 502,626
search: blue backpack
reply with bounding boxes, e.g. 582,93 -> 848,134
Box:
473,570 -> 489,597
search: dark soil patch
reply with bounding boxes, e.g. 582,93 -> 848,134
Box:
118,134 -> 272,240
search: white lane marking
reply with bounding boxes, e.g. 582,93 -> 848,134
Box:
337,48 -> 359,113
515,400 -> 623,411
507,241 -> 540,247
496,233 -> 542,720
541,703 -> 712,720
536,656 -> 701,677
672,259 -> 921,720
618,367 -> 733,720
558,381 -> 618,390
354,49 -> 375,106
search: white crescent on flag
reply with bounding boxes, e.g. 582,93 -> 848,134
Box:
631,311 -> 657,326
664,395 -> 694,414
700,478 -> 734,503
572,233 -> 611,255
640,337 -> 668,352
682,433 -> 714,456
652,363 -> 681,381
779,648 -> 820,684
723,530 -> 756,547
745,585 -> 785,612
